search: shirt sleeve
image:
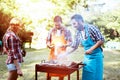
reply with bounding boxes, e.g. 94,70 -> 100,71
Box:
65,29 -> 72,45
89,25 -> 105,42
2,35 -> 9,51
71,33 -> 80,49
46,29 -> 52,44
8,36 -> 17,60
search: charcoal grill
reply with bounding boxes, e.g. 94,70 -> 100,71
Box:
35,61 -> 84,80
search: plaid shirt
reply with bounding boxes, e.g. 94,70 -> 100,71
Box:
46,26 -> 72,45
2,30 -> 23,64
72,24 -> 105,49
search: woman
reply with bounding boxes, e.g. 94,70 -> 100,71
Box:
2,18 -> 24,80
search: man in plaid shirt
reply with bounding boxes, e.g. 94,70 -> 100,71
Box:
46,16 -> 72,60
2,18 -> 24,80
46,16 -> 72,80
58,14 -> 104,80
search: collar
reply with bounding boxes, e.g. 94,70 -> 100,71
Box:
53,26 -> 65,31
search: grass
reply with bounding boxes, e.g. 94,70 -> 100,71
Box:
0,47 -> 120,80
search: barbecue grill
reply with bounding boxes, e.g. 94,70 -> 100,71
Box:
35,61 -> 84,80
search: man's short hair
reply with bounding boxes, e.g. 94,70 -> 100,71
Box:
71,14 -> 84,22
54,16 -> 62,23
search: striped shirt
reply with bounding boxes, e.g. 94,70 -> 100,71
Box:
2,30 -> 23,64
72,23 -> 105,49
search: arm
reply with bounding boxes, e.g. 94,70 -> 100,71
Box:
57,46 -> 78,59
65,29 -> 78,54
58,33 -> 80,58
46,29 -> 54,49
65,29 -> 72,47
86,40 -> 104,54
86,25 -> 104,54
8,36 -> 23,76
13,60 -> 23,76
66,46 -> 78,54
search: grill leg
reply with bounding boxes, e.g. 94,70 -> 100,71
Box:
59,77 -> 64,80
68,75 -> 70,80
47,73 -> 51,80
35,65 -> 37,80
77,70 -> 79,80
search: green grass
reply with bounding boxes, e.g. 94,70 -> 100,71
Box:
0,48 -> 120,80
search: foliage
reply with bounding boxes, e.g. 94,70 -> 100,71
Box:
0,0 -> 120,42
0,12 -> 11,40
0,0 -> 33,42
0,0 -> 17,40
96,8 -> 120,41
85,6 -> 120,42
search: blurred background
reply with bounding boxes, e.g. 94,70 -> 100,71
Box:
0,0 -> 120,49
0,0 -> 120,80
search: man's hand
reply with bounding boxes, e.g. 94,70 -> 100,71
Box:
60,44 -> 68,48
47,44 -> 54,49
85,49 -> 93,54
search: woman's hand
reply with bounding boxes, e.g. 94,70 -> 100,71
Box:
17,68 -> 23,76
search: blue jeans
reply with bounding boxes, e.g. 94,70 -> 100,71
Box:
7,63 -> 21,71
